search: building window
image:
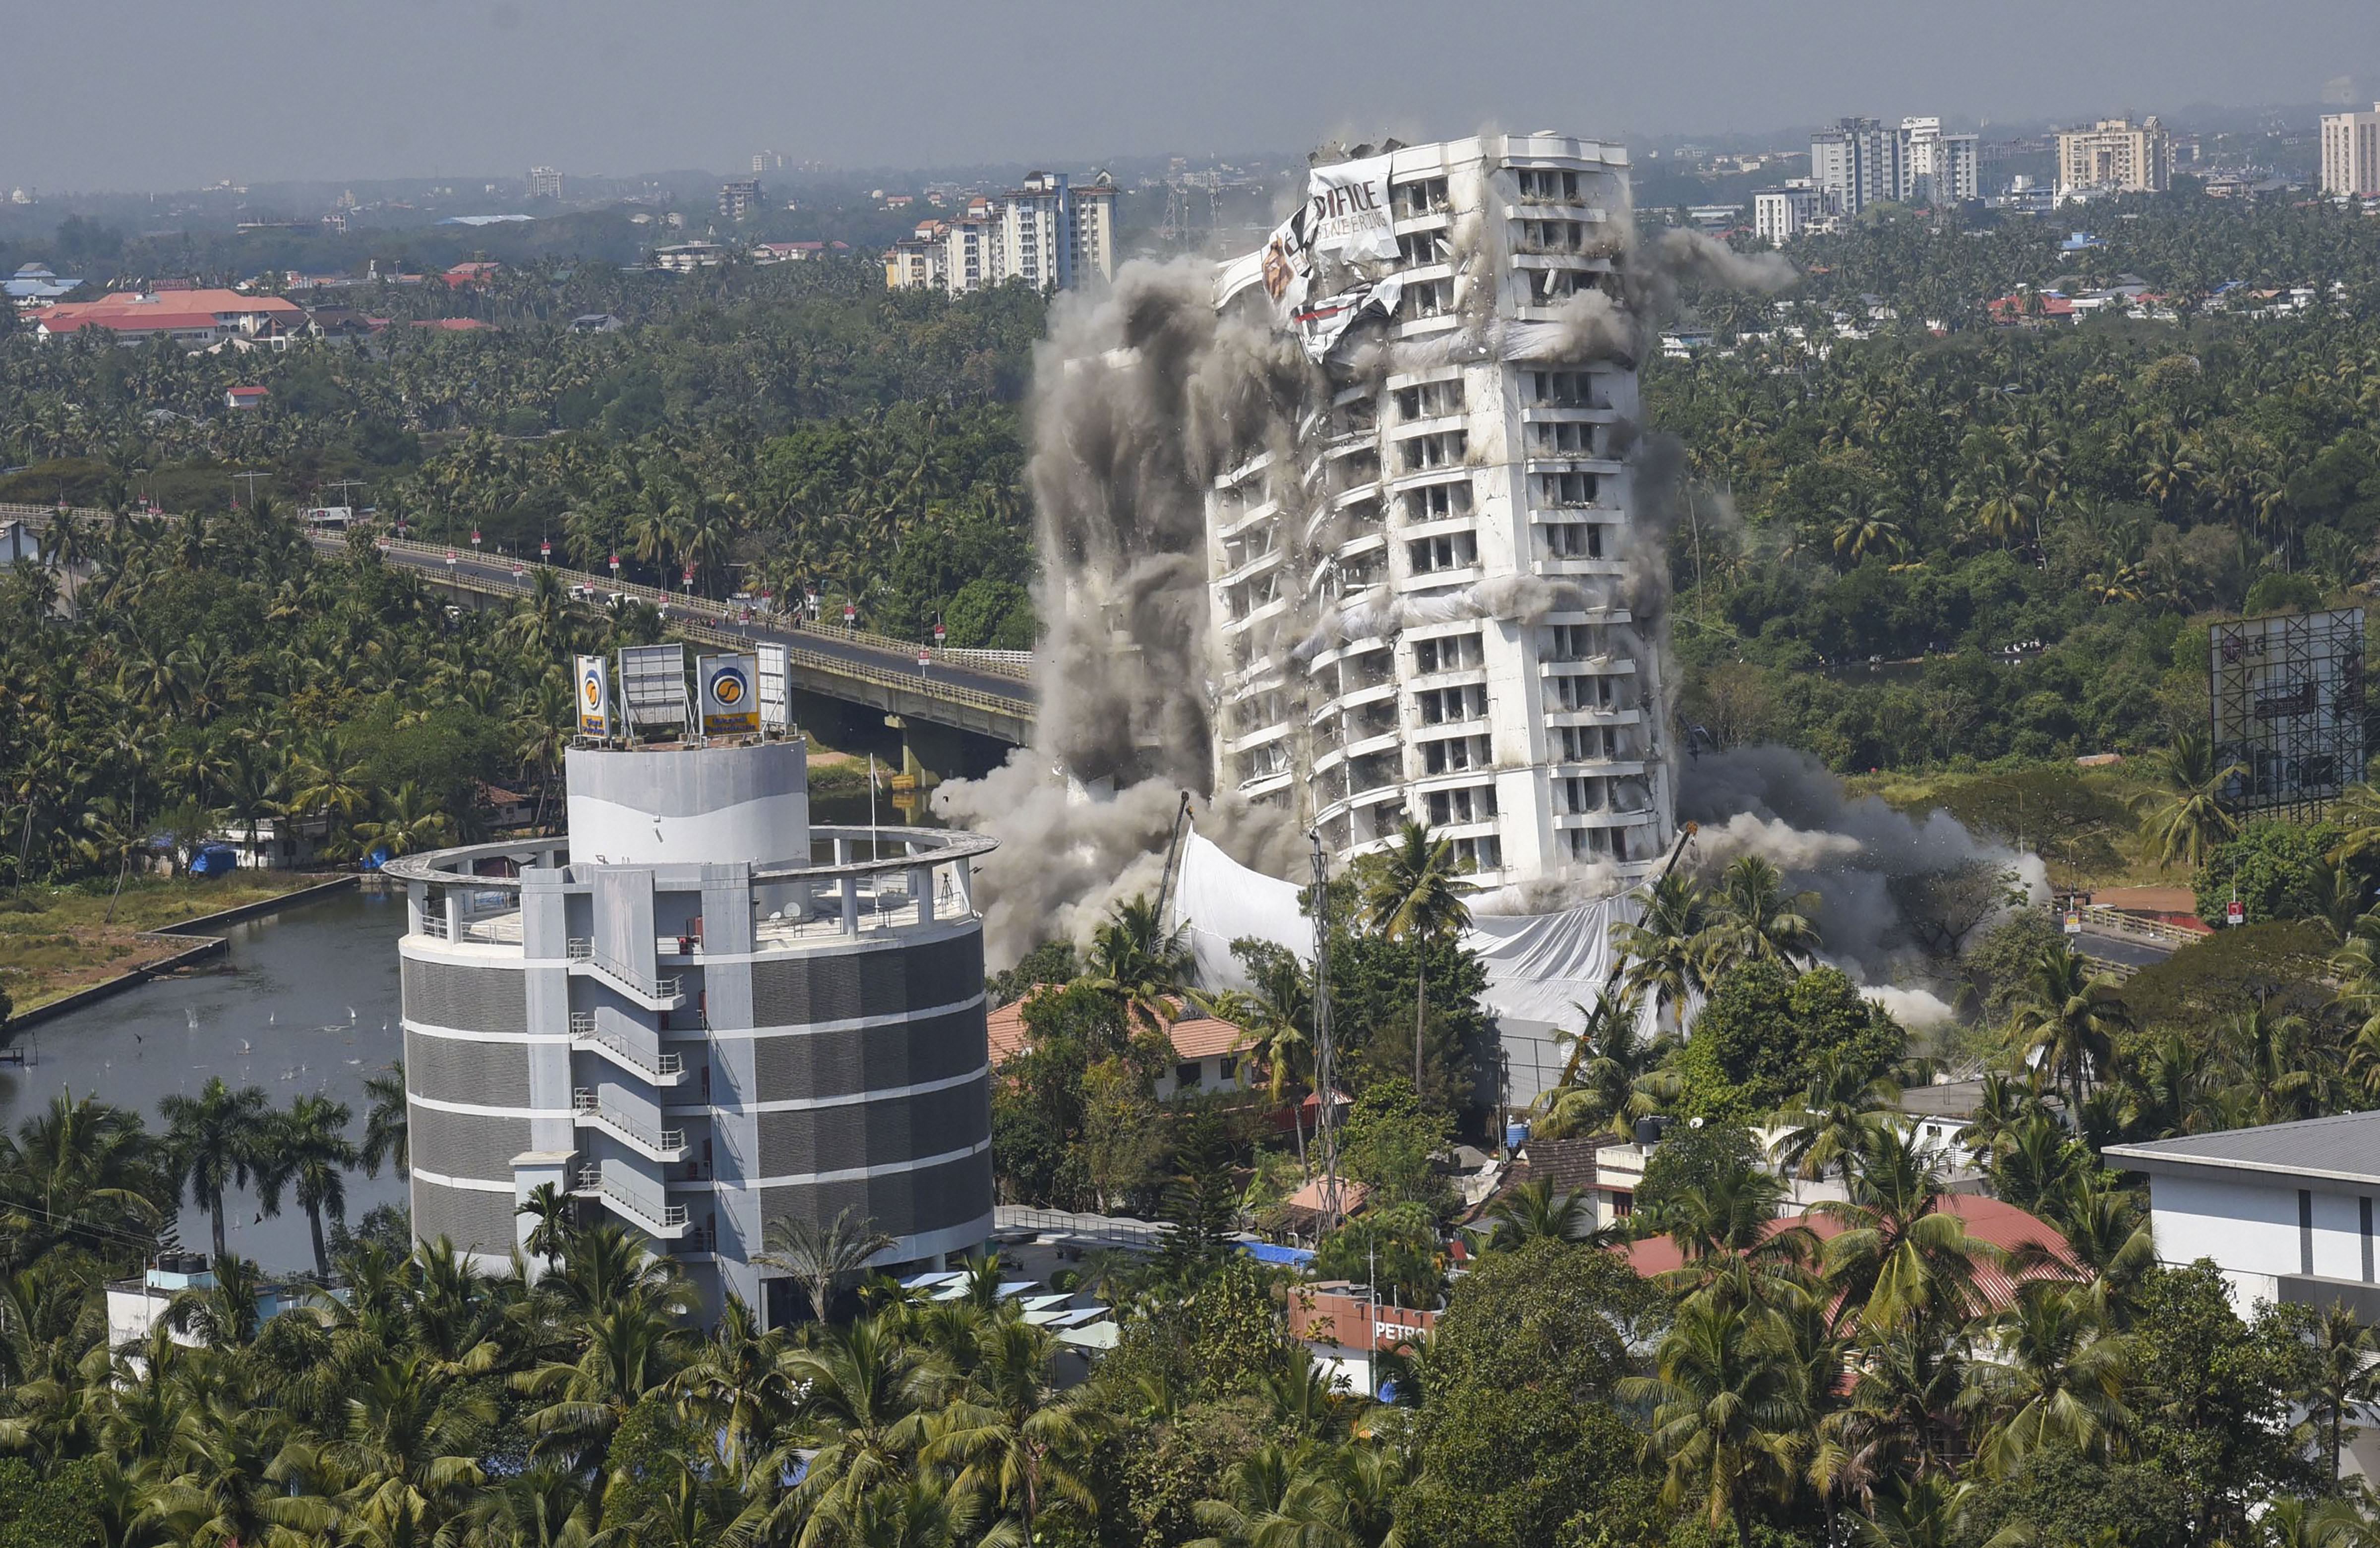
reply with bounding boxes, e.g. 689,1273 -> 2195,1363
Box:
1563,775 -> 1605,813
1528,369 -> 1600,408
1416,684 -> 1483,723
1394,379 -> 1465,420
1515,219 -> 1588,253
1539,472 -> 1599,507
1426,785 -> 1496,826
1541,523 -> 1603,560
1550,673 -> 1617,712
1453,834 -> 1501,870
1423,736 -> 1487,774
1530,267 -> 1612,305
1528,419 -> 1598,456
1401,431 -> 1467,473
1403,482 -> 1472,523
1243,741 -> 1290,781
1408,533 -> 1476,574
1175,1063 -> 1201,1089
1547,623 -> 1604,660
1400,279 -> 1455,319
1397,229 -> 1450,267
1517,168 -> 1583,204
1414,633 -> 1481,674
1393,177 -> 1450,218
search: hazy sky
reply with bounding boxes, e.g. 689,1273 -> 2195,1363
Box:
7,0 -> 2378,191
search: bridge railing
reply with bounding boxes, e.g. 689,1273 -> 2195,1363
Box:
16,503 -> 1037,724
365,534 -> 1030,681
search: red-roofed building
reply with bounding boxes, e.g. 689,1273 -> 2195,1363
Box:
224,385 -> 269,411
986,991 -> 1257,1100
1623,1193 -> 2076,1313
35,288 -> 306,346
443,261 -> 502,290
1988,292 -> 2077,325
411,317 -> 496,332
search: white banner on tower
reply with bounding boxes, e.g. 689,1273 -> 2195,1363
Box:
698,652 -> 761,737
618,643 -> 689,732
575,654 -> 611,738
756,642 -> 791,729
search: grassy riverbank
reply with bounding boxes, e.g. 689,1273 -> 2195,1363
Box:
0,873 -> 336,1016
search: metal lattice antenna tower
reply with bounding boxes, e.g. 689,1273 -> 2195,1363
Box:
1309,831 -> 1342,1234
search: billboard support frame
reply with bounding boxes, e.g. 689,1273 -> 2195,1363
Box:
2209,606 -> 2367,822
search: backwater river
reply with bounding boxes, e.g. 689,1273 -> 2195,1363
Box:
2,888 -> 408,1273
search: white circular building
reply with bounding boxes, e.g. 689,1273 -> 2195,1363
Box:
388,740 -> 996,1323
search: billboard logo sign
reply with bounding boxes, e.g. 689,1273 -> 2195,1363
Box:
699,653 -> 760,736
576,655 -> 610,738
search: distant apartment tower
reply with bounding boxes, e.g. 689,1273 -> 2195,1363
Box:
2057,117 -> 2171,196
1810,117 -> 1902,218
1753,181 -> 1818,244
2321,106 -> 2380,196
1204,134 -> 1675,885
883,171 -> 1116,296
528,166 -> 564,201
718,179 -> 763,221
1898,118 -> 1979,204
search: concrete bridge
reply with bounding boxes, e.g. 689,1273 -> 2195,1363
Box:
5,503 -> 1037,781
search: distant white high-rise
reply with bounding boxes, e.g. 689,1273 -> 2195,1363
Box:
1898,118 -> 1979,205
884,171 -> 1117,296
528,166 -> 564,201
1810,117 -> 1901,218
2322,106 -> 2380,197
1753,181 -> 1818,244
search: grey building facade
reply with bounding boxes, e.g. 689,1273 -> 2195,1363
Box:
392,740 -> 996,1322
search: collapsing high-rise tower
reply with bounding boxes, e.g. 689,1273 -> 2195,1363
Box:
1203,134 -> 1675,891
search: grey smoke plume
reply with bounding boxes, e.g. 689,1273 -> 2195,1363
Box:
1653,227 -> 1799,297
939,159 -> 1811,969
1676,745 -> 2049,988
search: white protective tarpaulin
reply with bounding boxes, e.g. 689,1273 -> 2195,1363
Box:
1167,832 -> 1646,1105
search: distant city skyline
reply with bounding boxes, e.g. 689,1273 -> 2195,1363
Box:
1,0 -> 2375,193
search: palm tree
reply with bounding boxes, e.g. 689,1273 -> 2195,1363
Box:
518,1292 -> 689,1472
1187,1442 -> 1356,1548
668,1295 -> 794,1481
260,1093 -> 358,1278
518,1180 -> 576,1267
2304,1303 -> 2380,1486
354,781 -> 456,859
1191,946 -> 1311,1105
2007,943 -> 2132,1115
157,1077 -> 272,1259
1614,869 -> 1710,1031
1965,1279 -> 2133,1477
1697,855 -> 1821,975
1848,1477 -> 1975,1548
923,1317 -> 1102,1548
1814,1127 -> 1994,1340
1473,1178 -> 1603,1249
1620,1296 -> 1812,1542
2132,727 -> 2243,873
312,1349 -> 498,1539
0,1089 -> 165,1264
1083,894 -> 1193,1044
1776,1050 -> 1896,1186
1542,985 -> 1673,1136
759,1208 -> 896,1328
1361,820 -> 1478,1091
361,1063 -> 409,1180
740,1316 -> 944,1548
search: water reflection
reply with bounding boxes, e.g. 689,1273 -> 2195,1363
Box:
1,889 -> 408,1272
